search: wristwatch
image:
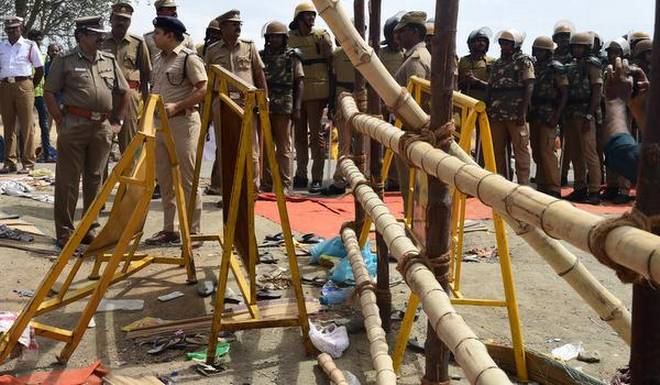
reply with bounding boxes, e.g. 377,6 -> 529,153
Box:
585,114 -> 594,121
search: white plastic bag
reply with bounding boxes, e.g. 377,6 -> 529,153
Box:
308,321 -> 349,358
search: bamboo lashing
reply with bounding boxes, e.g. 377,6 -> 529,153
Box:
340,225 -> 397,385
317,353 -> 349,385
448,141 -> 632,344
338,94 -> 660,287
312,0 -> 660,286
339,159 -> 513,385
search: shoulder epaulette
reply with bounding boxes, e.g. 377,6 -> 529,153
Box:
127,33 -> 146,43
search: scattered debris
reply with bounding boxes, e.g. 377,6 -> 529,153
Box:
224,287 -> 241,304
258,251 -> 277,264
0,312 -> 38,358
157,291 -> 184,302
545,338 -> 562,343
196,278 -> 217,297
319,281 -> 353,305
145,331 -> 206,354
12,289 -> 34,298
88,317 -> 96,329
185,341 -> 230,361
551,342 -> 584,361
97,298 -> 144,312
302,273 -> 327,287
308,320 -> 349,358
462,246 -> 498,263
257,265 -> 291,290
122,317 -> 166,332
193,362 -> 227,377
0,179 -> 54,204
256,289 -> 282,300
0,225 -> 34,242
577,350 -> 601,363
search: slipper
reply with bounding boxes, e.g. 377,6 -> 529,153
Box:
297,233 -> 324,244
407,337 -> 425,354
197,278 -> 217,297
259,252 -> 278,264
302,275 -> 327,287
224,287 -> 242,304
256,289 -> 282,300
265,232 -> 284,242
194,362 -> 226,376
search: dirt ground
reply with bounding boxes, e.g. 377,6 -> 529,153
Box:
0,160 -> 632,384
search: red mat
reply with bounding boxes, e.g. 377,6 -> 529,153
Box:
255,189 -> 634,239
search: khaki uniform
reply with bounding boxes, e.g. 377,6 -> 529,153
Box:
488,52 -> 535,185
379,46 -> 404,77
205,38 -> 265,189
45,47 -> 129,240
144,31 -> 195,62
101,33 -> 151,153
457,54 -> 493,102
152,44 -> 206,234
288,28 -> 333,183
564,58 -> 602,193
394,42 -> 431,210
331,47 -> 355,188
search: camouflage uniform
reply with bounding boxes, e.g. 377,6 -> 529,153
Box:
260,48 -> 304,189
564,56 -> 603,193
488,51 -> 534,184
529,59 -> 567,194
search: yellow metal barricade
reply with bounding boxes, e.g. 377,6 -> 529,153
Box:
372,77 -> 528,381
191,65 -> 313,363
0,95 -> 197,364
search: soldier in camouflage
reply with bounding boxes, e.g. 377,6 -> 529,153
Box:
552,21 -> 575,186
529,36 -> 568,198
563,32 -> 603,205
633,39 -> 652,76
260,21 -> 305,192
487,29 -> 534,185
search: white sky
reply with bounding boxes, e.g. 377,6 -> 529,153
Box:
127,0 -> 655,55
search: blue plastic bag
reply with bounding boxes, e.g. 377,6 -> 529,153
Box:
330,244 -> 376,285
310,236 -> 346,264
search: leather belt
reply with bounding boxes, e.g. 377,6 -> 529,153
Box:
1,76 -> 31,83
127,80 -> 140,90
65,105 -> 109,121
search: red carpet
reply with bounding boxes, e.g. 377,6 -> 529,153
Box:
255,189 -> 634,239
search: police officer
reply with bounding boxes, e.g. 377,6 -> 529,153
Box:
552,20 -> 575,64
0,16 -> 44,174
458,27 -> 493,102
529,36 -> 568,198
144,16 -> 207,246
102,2 -> 152,155
260,21 -> 304,192
288,2 -> 333,193
197,19 -> 222,58
424,20 -> 434,53
628,31 -> 651,55
205,10 -> 269,193
44,16 -> 129,247
563,32 -> 602,205
143,0 -> 195,62
393,11 -> 431,211
633,39 -> 652,76
323,39 -> 357,196
487,29 -> 534,185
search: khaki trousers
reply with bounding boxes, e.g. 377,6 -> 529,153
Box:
565,118 -> 601,193
295,99 -> 325,182
331,114 -> 353,188
210,99 -> 222,191
0,79 -> 36,168
155,112 -> 202,234
529,122 -> 560,193
117,89 -> 142,153
491,119 -> 531,185
54,115 -> 112,240
262,113 -> 293,189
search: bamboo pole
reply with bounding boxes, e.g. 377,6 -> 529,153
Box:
317,353 -> 349,385
449,140 -> 632,345
341,226 -> 397,385
630,3 -> 660,380
337,94 -> 660,287
366,0 -> 391,334
339,158 -> 513,385
352,0 -> 367,228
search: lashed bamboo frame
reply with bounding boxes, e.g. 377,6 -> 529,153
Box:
341,226 -> 397,385
339,158 -> 513,385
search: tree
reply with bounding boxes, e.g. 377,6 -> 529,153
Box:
1,0 -> 112,40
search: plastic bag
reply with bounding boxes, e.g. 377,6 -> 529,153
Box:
310,236 -> 346,263
308,321 -> 349,358
330,244 -> 377,285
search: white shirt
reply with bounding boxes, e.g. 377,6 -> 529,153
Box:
0,37 -> 44,79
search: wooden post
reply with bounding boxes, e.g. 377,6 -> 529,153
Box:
630,2 -> 660,382
367,0 -> 390,332
423,1 -> 459,384
353,0 -> 367,226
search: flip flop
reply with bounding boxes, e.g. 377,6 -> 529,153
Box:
302,275 -> 327,287
259,252 -> 278,264
256,289 -> 282,300
265,232 -> 284,242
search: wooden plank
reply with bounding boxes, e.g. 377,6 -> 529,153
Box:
485,343 -> 604,385
126,298 -> 320,339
